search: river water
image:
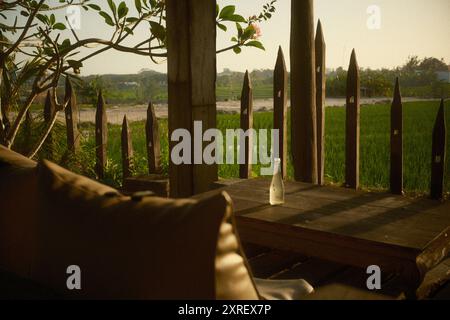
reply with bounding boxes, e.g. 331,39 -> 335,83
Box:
55,97 -> 436,125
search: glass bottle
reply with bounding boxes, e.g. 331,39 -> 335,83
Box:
270,158 -> 285,206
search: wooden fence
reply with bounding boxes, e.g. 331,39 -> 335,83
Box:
236,23 -> 447,200
36,21 -> 446,200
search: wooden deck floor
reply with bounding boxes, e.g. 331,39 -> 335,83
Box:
243,243 -> 450,300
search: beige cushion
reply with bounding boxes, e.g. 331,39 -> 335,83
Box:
0,146 -> 38,278
31,160 -> 259,300
0,145 -> 36,169
254,278 -> 314,300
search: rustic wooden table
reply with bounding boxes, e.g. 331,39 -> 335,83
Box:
202,179 -> 450,298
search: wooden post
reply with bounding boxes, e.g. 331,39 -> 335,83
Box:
390,78 -> 403,195
290,0 -> 318,184
274,47 -> 288,179
166,0 -> 217,197
43,90 -> 55,159
240,70 -> 254,179
64,78 -> 80,154
430,99 -> 446,200
146,102 -> 161,174
345,49 -> 360,189
315,20 -> 326,186
121,115 -> 133,182
95,90 -> 107,179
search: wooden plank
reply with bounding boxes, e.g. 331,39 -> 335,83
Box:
95,90 -> 107,179
121,115 -> 133,182
43,90 -> 56,160
430,99 -> 446,200
290,0 -> 318,184
417,258 -> 450,299
315,20 -> 326,186
235,216 -> 424,292
320,266 -> 372,291
416,227 -> 450,276
274,258 -> 345,287
241,243 -> 271,260
64,78 -> 80,154
166,0 -> 217,197
145,102 -> 161,174
248,250 -> 307,279
390,78 -> 403,195
240,70 -> 253,179
345,49 -> 360,189
199,179 -> 450,249
273,47 -> 288,179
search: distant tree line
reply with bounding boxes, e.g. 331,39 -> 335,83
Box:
35,56 -> 449,106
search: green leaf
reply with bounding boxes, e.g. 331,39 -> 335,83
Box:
245,40 -> 265,50
225,15 -> 247,23
149,21 -> 166,42
216,4 -> 219,18
233,46 -> 242,54
60,39 -> 71,50
217,23 -> 227,32
124,27 -> 134,35
236,23 -> 243,38
126,17 -> 139,23
118,2 -> 129,19
99,11 -> 115,26
36,14 -> 48,24
242,26 -> 256,41
87,4 -> 101,10
50,13 -> 55,25
107,0 -> 117,15
53,23 -> 66,30
219,5 -> 235,20
67,60 -> 83,74
135,0 -> 142,13
67,60 -> 83,69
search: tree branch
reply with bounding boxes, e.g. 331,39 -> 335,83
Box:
4,0 -> 45,56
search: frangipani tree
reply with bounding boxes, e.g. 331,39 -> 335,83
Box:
0,0 -> 276,158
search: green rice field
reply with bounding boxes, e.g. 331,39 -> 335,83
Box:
33,100 -> 449,195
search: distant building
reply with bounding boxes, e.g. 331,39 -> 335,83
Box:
122,82 -> 139,87
436,66 -> 450,83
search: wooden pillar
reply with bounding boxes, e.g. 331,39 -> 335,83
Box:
274,47 -> 288,179
315,20 -> 326,186
345,49 -> 360,189
290,0 -> 318,184
65,78 -> 80,154
95,90 -> 107,179
121,115 -> 133,182
390,78 -> 403,195
430,99 -> 446,200
166,0 -> 217,197
146,102 -> 161,174
240,71 -> 253,179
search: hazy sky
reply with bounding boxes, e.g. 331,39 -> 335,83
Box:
25,0 -> 450,75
